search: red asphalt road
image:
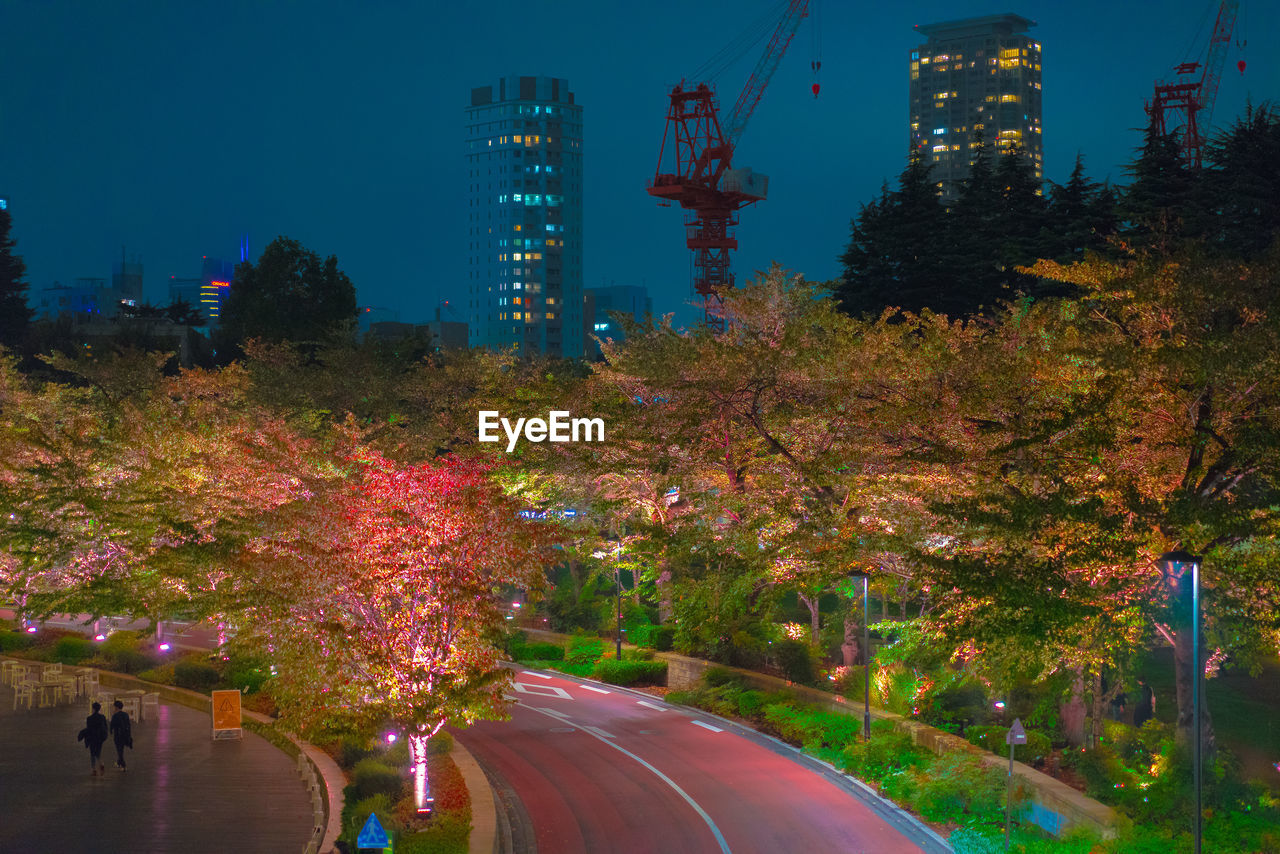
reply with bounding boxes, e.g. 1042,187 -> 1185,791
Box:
457,669 -> 928,854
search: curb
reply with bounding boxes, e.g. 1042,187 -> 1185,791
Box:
451,738 -> 497,854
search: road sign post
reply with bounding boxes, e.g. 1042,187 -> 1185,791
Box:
357,812 -> 393,853
1005,718 -> 1027,851
211,689 -> 242,740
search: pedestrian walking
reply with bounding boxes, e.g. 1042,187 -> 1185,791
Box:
78,701 -> 109,776
109,699 -> 133,771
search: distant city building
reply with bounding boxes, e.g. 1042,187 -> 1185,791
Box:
909,14 -> 1042,202
423,305 -> 468,351
584,284 -> 651,360
466,75 -> 584,359
358,306 -> 399,334
112,255 -> 144,303
168,276 -> 203,312
199,257 -> 235,325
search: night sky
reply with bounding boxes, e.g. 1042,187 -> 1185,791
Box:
3,1 -> 1276,328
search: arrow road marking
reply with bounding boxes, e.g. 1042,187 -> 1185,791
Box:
513,682 -> 574,700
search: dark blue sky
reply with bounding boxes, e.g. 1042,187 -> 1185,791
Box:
3,1 -> 1276,327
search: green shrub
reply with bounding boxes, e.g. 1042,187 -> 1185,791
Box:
949,826 -> 1005,854
222,653 -> 272,693
650,625 -> 676,651
514,642 -> 564,661
348,758 -> 406,802
592,659 -> 667,686
842,721 -> 931,781
703,666 -> 744,688
137,663 -> 176,685
342,794 -> 400,848
736,690 -> 767,719
1074,744 -> 1134,799
428,731 -> 455,756
665,690 -> 695,706
173,659 -> 221,692
53,635 -> 95,664
911,752 -> 1005,823
965,724 -> 1052,766
0,629 -> 35,652
566,634 -> 604,665
338,737 -> 380,770
772,639 -> 817,685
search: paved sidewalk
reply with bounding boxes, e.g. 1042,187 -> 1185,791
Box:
0,680 -> 313,853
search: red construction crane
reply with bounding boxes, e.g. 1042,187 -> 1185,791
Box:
1147,0 -> 1243,169
648,0 -> 811,331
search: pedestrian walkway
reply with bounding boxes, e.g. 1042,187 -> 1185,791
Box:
0,676 -> 314,853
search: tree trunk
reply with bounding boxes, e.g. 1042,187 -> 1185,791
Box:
408,724 -> 441,813
798,591 -> 821,643
1173,623 -> 1217,761
656,568 -> 673,623
1090,671 -> 1105,749
1060,667 -> 1087,748
841,610 -> 859,668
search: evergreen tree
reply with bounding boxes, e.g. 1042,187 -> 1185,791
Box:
1202,102 -> 1280,258
1047,155 -> 1118,262
836,155 -> 947,317
1120,121 -> 1200,250
936,130 -> 1011,315
217,236 -> 357,359
0,207 -> 31,350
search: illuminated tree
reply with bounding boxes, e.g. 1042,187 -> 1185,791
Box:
244,450 -> 553,812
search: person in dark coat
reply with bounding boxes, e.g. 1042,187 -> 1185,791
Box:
109,699 -> 133,771
81,701 -> 109,776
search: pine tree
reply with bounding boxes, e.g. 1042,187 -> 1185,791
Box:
1047,155 -> 1117,262
1202,102 -> 1280,258
836,155 -> 947,317
0,207 -> 31,350
1120,121 -> 1200,250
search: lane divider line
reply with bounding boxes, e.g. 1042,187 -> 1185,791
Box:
581,685 -> 611,694
583,725 -> 617,739
517,702 -> 733,854
637,700 -> 667,712
691,721 -> 723,733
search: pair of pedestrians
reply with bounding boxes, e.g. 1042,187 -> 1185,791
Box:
78,700 -> 132,775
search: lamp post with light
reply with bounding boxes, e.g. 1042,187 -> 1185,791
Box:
1157,550 -> 1203,854
849,572 -> 871,741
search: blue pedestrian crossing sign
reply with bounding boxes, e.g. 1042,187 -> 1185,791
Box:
357,812 -> 392,851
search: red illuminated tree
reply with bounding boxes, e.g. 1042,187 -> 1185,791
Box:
244,450 -> 554,812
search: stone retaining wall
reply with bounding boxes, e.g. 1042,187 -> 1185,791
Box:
517,629 -> 1119,840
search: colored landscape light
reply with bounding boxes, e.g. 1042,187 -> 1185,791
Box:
158,643 -> 171,652
95,634 -> 106,641
386,733 -> 397,744
25,626 -> 37,634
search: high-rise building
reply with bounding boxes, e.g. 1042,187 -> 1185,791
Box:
584,284 -> 652,360
909,14 -> 1042,201
112,255 -> 144,304
199,257 -> 235,325
466,75 -> 584,358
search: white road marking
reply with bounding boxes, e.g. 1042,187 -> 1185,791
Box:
517,703 -> 732,854
581,685 -> 611,694
513,682 -> 574,700
531,706 -> 569,718
637,700 -> 667,712
526,671 -> 553,679
692,720 -> 723,733
583,726 -> 616,738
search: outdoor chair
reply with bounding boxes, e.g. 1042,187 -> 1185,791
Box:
12,684 -> 34,711
142,692 -> 159,721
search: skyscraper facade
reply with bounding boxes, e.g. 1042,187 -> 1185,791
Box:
909,14 -> 1042,201
466,75 -> 583,358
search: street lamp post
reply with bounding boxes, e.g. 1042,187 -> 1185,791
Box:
1157,550 -> 1203,854
850,572 -> 871,741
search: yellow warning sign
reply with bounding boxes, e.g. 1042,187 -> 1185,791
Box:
211,689 -> 242,732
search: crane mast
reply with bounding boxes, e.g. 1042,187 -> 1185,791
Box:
648,0 -> 810,331
1147,0 -> 1240,169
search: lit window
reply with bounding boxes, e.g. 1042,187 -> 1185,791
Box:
1000,48 -> 1019,59
932,144 -> 948,152
513,253 -> 522,260
514,135 -> 522,143
546,312 -> 556,320
933,127 -> 946,134
920,56 -> 930,64
1001,94 -> 1019,103
513,312 -> 522,320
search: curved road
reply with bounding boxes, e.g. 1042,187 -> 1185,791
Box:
458,668 -> 950,854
